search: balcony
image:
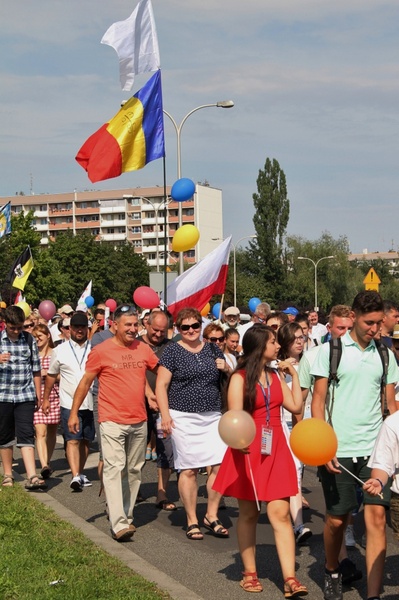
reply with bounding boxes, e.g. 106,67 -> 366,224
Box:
101,233 -> 127,242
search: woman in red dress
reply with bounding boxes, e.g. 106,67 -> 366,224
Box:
213,324 -> 308,597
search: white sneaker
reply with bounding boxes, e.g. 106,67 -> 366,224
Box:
295,526 -> 312,544
70,475 -> 83,491
345,524 -> 356,547
80,474 -> 92,487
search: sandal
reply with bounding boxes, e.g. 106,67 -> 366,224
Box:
40,466 -> 52,479
156,499 -> 177,511
284,576 -> 308,598
240,572 -> 263,593
186,524 -> 203,540
2,474 -> 14,487
203,516 -> 229,538
25,474 -> 48,491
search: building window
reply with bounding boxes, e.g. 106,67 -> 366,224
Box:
131,198 -> 140,206
132,212 -> 141,220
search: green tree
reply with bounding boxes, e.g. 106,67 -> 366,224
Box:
284,232 -> 363,312
247,158 -> 290,304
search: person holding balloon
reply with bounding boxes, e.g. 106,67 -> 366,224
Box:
213,324 -> 308,597
156,307 -> 229,541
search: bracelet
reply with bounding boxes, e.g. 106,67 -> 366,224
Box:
375,478 -> 384,491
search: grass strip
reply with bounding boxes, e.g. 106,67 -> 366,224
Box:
0,483 -> 171,600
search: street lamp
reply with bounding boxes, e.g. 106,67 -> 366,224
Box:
163,100 -> 234,274
233,235 -> 257,306
297,255 -> 335,311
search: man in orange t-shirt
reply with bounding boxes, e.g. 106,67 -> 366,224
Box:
68,305 -> 158,542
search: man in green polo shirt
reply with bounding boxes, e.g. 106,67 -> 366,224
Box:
311,291 -> 399,600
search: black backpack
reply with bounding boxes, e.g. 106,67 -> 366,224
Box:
327,337 -> 390,424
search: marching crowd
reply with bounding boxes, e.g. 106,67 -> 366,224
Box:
1,290 -> 399,600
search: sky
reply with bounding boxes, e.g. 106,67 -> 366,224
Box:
1,0 -> 399,254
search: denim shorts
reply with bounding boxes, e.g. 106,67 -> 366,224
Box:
318,456 -> 391,515
61,407 -> 95,442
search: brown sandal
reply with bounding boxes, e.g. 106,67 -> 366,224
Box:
2,474 -> 14,487
284,576 -> 308,598
239,572 -> 263,593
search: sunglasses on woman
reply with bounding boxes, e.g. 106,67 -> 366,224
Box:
209,336 -> 225,343
180,322 -> 201,332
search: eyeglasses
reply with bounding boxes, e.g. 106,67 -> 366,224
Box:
114,305 -> 137,318
180,322 -> 201,332
256,316 -> 266,323
209,336 -> 225,343
294,335 -> 305,342
23,323 -> 34,329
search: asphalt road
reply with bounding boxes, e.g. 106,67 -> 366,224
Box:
13,439 -> 399,600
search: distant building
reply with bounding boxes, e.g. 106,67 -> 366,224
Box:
348,249 -> 399,277
2,184 -> 223,269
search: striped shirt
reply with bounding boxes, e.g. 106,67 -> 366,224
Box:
0,329 -> 40,403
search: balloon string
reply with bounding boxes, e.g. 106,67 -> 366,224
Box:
336,461 -> 383,500
246,454 -> 260,511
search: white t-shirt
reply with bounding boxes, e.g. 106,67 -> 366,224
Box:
48,339 -> 93,410
368,410 -> 399,494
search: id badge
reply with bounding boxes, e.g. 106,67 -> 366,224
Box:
261,425 -> 273,455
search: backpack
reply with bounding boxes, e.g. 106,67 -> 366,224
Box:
327,337 -> 390,424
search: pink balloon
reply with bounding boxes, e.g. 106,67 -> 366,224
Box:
133,286 -> 160,310
105,298 -> 117,312
218,410 -> 256,449
38,300 -> 56,321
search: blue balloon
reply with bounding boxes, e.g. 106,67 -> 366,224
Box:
248,297 -> 261,313
212,302 -> 222,319
85,295 -> 95,308
171,178 -> 195,202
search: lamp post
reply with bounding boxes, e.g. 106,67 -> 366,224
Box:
163,100 -> 234,274
297,255 -> 335,311
233,235 -> 257,307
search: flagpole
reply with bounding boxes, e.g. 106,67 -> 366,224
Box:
163,157 -> 168,305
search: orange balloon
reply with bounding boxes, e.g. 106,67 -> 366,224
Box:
218,410 -> 256,449
290,418 -> 337,466
200,303 -> 211,317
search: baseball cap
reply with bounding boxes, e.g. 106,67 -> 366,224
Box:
61,318 -> 71,328
70,312 -> 88,327
390,325 -> 399,340
224,306 -> 240,317
59,304 -> 74,315
282,307 -> 299,316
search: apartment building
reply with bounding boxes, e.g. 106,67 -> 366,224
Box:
4,184 -> 223,269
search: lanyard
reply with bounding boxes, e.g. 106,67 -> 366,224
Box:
258,373 -> 271,425
69,340 -> 89,370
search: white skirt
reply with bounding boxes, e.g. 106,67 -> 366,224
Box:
170,409 -> 227,470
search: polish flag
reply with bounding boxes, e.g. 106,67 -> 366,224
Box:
164,236 -> 232,318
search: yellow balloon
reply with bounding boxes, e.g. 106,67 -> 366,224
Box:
200,303 -> 211,317
172,224 -> 200,253
16,301 -> 31,318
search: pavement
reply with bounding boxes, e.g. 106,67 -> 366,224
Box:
13,438 -> 399,600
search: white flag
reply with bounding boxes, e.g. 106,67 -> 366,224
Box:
164,237 -> 232,318
76,280 -> 92,310
101,0 -> 160,92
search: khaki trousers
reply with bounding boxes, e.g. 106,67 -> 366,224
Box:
100,420 -> 147,534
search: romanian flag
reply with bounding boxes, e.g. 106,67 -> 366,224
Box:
76,70 -> 165,183
6,246 -> 34,291
0,202 -> 11,238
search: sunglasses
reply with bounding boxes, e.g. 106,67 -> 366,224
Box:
209,336 -> 225,343
180,322 -> 201,332
95,309 -> 105,315
62,325 -> 70,330
114,305 -> 137,318
268,324 -> 279,330
23,323 -> 34,329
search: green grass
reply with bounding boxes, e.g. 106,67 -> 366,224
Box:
0,484 -> 171,600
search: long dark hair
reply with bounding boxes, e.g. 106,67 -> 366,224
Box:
230,324 -> 276,413
277,322 -> 303,360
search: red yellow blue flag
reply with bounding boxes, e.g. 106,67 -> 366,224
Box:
76,70 -> 164,183
0,202 -> 11,238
